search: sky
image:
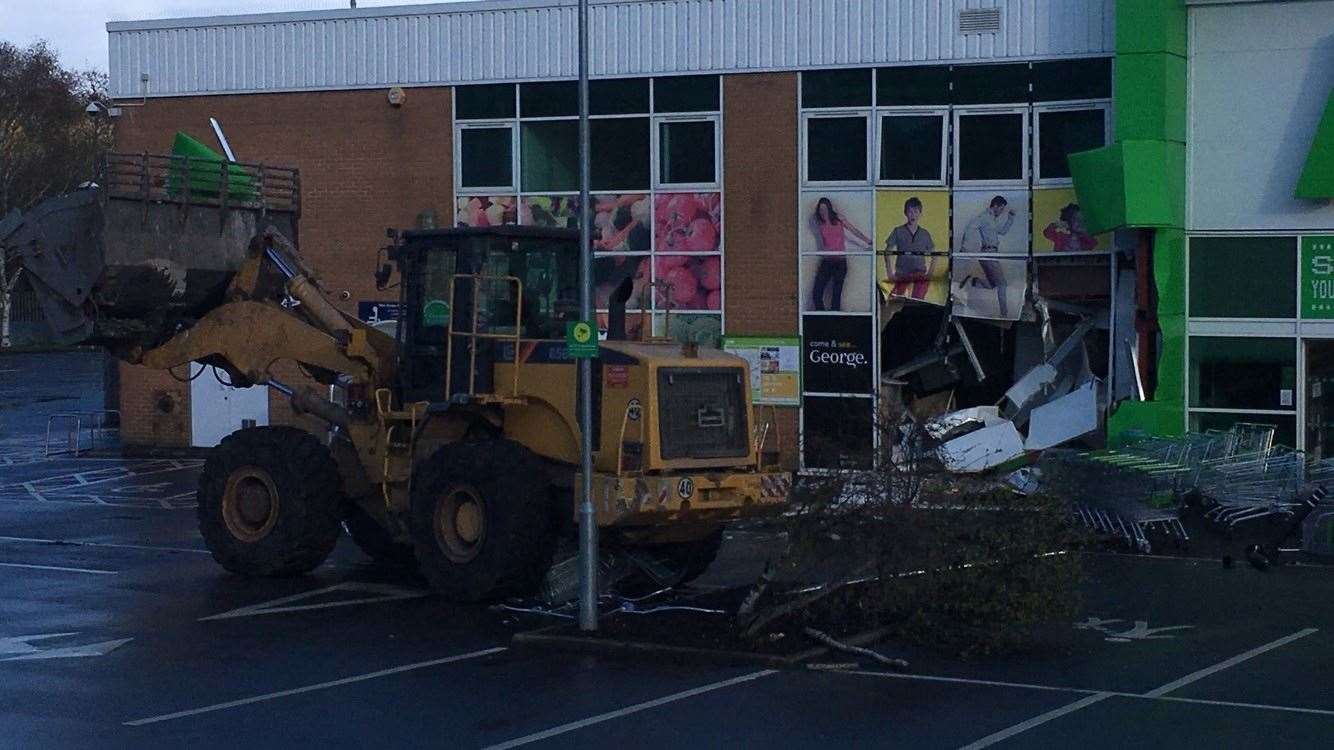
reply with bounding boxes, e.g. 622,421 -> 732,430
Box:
1,0 -> 471,72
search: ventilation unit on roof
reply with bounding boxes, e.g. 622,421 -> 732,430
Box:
959,8 -> 1002,35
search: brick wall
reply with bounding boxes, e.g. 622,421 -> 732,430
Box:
722,72 -> 801,467
112,87 -> 453,448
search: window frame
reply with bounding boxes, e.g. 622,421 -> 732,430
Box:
1032,101 -> 1112,186
952,105 -> 1030,188
652,114 -> 722,191
800,110 -> 874,188
875,106 -> 950,188
454,121 -> 519,194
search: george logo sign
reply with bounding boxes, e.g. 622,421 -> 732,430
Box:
1302,236 -> 1334,319
677,477 -> 695,499
566,320 -> 599,359
802,315 -> 874,394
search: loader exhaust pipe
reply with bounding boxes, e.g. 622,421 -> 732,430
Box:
606,276 -> 634,341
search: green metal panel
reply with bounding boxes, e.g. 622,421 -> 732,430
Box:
1296,93 -> 1334,200
1114,53 -> 1187,143
1068,141 -> 1184,233
1069,144 -> 1126,234
1115,0 -> 1187,57
1108,401 -> 1186,444
1154,228 -> 1187,317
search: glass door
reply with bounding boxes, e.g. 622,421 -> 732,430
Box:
1305,341 -> 1334,460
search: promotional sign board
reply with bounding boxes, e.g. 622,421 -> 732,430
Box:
801,316 -> 874,394
722,336 -> 801,406
1301,236 -> 1334,319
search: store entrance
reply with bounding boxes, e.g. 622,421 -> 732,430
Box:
1305,341 -> 1334,460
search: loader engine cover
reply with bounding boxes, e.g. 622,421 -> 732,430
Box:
656,367 -> 749,460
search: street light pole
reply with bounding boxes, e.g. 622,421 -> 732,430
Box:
576,0 -> 599,632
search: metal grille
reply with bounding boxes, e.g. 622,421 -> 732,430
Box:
959,8 -> 1002,34
657,367 -> 748,460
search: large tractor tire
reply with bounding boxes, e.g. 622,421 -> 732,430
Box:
343,502 -> 417,568
409,439 -> 556,601
196,426 -> 343,577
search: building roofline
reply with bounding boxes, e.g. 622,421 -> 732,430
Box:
106,0 -> 639,33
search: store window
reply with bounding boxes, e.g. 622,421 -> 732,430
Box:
654,75 -> 721,113
658,119 -> 718,187
955,109 -> 1027,183
1189,337 -> 1296,411
455,83 -> 516,120
879,112 -> 947,184
459,126 -> 514,190
1189,237 -> 1297,319
802,68 -> 873,109
1036,106 -> 1108,182
520,121 -> 578,192
591,78 -> 650,115
591,118 -> 651,190
876,66 -> 950,107
806,116 -> 870,183
1033,58 -> 1112,102
520,81 -> 578,118
952,63 -> 1031,105
1190,412 -> 1297,451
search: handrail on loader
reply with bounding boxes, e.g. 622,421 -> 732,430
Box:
444,274 -> 525,403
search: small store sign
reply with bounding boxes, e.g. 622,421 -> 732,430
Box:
1301,236 -> 1334,318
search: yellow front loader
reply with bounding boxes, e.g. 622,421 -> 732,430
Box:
5,153 -> 790,600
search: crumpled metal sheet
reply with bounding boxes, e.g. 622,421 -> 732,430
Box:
936,421 -> 1026,473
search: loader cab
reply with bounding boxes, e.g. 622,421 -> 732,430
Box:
393,225 -> 581,402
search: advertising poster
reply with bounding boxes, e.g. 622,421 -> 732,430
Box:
1032,188 -> 1108,254
655,313 -> 722,347
590,194 -> 651,253
521,195 -> 580,228
594,254 -> 649,310
654,255 -> 722,311
802,255 -> 874,313
1301,235 -> 1334,319
951,257 -> 1028,321
654,193 -> 721,253
952,189 -> 1030,256
875,189 -> 950,305
798,191 -> 874,255
722,336 -> 801,406
801,315 -> 875,394
455,195 -> 517,227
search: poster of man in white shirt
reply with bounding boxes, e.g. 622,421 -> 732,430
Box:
951,190 -> 1030,321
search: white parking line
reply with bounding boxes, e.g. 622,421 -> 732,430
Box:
124,646 -> 507,726
1144,627 -> 1318,697
481,670 -> 777,750
959,693 -> 1116,750
0,535 -> 211,555
953,627 -> 1321,748
844,669 -> 1334,718
0,561 -> 119,575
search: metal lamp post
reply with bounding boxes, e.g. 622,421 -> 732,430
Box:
576,0 -> 598,632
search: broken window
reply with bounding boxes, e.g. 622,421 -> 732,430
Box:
520,121 -> 578,192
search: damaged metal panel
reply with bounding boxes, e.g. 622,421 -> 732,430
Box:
1025,380 -> 1099,450
936,421 -> 1026,473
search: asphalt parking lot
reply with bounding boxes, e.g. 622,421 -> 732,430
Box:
2,353 -> 1333,748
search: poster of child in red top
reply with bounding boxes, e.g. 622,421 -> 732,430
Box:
1032,187 -> 1109,254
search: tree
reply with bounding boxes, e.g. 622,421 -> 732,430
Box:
0,40 -> 113,347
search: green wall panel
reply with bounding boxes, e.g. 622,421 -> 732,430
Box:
1296,92 -> 1334,199
1069,142 -> 1184,232
1114,53 -> 1187,143
1156,314 -> 1187,403
1108,401 -> 1186,444
1115,0 -> 1187,57
1069,144 -> 1126,234
1154,228 -> 1187,317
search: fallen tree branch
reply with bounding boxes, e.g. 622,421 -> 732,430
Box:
803,627 -> 908,672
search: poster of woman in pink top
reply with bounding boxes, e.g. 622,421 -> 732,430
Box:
807,196 -> 872,311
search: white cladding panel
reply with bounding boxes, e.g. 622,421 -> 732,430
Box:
1187,0 -> 1334,232
108,0 -> 1113,97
